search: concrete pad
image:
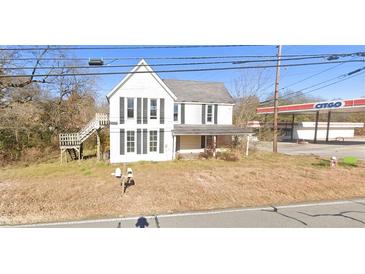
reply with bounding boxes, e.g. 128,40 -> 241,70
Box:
257,140 -> 365,160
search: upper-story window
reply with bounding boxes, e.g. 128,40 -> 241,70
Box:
127,98 -> 134,118
150,99 -> 157,119
207,104 -> 213,123
173,103 -> 179,122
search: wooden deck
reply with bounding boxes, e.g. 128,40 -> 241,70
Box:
59,113 -> 109,162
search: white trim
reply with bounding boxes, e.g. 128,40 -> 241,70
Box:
106,59 -> 177,100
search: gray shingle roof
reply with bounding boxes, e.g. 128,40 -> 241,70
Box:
173,124 -> 253,135
162,79 -> 234,104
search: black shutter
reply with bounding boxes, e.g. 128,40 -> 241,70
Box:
181,103 -> 185,124
142,129 -> 147,154
119,97 -> 125,124
201,136 -> 205,148
214,104 -> 218,124
176,136 -> 180,151
202,104 -> 206,124
160,98 -> 165,124
159,129 -> 164,153
120,129 -> 125,155
137,129 -> 141,154
137,98 -> 142,124
143,98 -> 148,124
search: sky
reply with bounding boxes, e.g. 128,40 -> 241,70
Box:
13,45 -> 365,102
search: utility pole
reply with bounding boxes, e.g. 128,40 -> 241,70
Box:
273,45 -> 282,153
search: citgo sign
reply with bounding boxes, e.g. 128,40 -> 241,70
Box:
314,101 -> 343,109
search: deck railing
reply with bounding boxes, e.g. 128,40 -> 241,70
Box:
96,113 -> 109,125
59,133 -> 80,146
59,113 -> 109,147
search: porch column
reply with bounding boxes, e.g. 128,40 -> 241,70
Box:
325,111 -> 331,143
213,135 -> 217,157
314,111 -> 319,143
172,135 -> 176,160
290,114 -> 295,141
245,135 -> 250,156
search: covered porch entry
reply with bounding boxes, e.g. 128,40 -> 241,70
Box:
172,125 -> 253,158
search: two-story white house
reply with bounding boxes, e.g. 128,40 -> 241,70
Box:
106,59 -> 252,163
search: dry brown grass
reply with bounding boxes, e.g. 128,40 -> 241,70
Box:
1,152 -> 365,225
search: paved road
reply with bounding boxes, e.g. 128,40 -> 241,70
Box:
8,198 -> 365,228
257,140 -> 365,160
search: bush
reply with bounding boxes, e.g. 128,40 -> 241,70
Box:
176,153 -> 184,160
20,147 -> 44,163
199,150 -> 214,159
217,150 -> 241,161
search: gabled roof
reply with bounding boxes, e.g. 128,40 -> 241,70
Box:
106,59 -> 177,100
106,59 -> 234,104
162,79 -> 234,104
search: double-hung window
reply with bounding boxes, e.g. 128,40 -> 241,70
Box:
149,130 -> 158,152
127,98 -> 134,118
207,104 -> 213,123
173,103 -> 179,122
127,131 -> 135,152
150,99 -> 157,119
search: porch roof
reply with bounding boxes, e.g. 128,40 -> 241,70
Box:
173,124 -> 253,136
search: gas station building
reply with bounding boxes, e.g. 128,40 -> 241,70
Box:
256,98 -> 365,143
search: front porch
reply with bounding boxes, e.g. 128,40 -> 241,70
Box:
172,124 -> 253,158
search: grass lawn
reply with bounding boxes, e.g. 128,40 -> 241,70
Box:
1,152 -> 365,225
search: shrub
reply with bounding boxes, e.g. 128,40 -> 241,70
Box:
176,153 -> 184,160
217,150 -> 241,161
20,147 -> 44,163
199,150 -> 214,159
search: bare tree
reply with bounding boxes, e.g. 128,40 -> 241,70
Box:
232,68 -> 273,127
0,47 -> 100,163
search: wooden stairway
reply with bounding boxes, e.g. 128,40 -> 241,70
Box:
59,113 -> 109,163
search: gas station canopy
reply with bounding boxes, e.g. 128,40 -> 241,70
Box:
257,98 -> 365,115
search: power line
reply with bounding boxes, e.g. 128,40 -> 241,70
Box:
259,66 -> 365,104
1,60 -> 364,79
278,59 -> 352,91
259,57 -> 359,94
2,55 -> 346,71
0,45 -> 263,51
3,51 -> 365,61
280,70 -> 365,102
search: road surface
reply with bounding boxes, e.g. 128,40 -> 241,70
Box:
7,198 -> 365,228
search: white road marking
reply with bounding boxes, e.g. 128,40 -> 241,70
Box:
5,198 -> 365,227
